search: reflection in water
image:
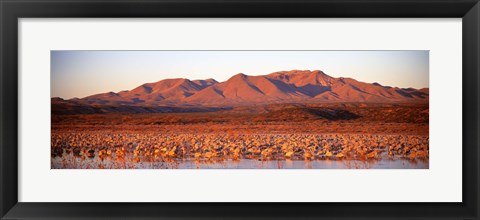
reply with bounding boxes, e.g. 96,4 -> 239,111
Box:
52,153 -> 428,169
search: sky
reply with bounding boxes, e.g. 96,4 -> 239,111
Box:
51,51 -> 429,99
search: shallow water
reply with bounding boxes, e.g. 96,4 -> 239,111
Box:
52,154 -> 428,169
153,158 -> 428,169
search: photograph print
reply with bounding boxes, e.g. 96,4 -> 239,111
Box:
51,51 -> 429,169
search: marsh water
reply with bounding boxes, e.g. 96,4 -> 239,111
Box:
52,154 -> 428,169
169,158 -> 428,169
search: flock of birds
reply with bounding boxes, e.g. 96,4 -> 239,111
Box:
51,131 -> 429,168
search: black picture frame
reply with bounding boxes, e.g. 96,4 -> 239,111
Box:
1,0 -> 479,219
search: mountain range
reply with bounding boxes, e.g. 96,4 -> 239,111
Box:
52,70 -> 428,114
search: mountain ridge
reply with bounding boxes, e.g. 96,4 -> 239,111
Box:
53,70 -> 428,109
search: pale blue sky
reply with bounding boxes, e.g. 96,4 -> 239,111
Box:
51,51 -> 429,99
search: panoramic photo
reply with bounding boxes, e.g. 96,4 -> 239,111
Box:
51,51 -> 429,169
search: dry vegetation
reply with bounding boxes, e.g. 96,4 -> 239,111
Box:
51,104 -> 429,169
